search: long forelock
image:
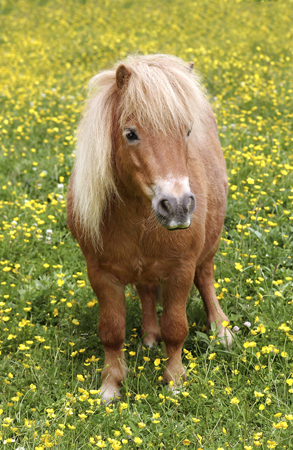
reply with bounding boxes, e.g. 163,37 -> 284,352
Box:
118,55 -> 209,136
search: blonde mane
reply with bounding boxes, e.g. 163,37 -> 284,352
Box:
72,54 -> 210,248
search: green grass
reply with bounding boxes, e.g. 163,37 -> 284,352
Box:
1,0 -> 293,449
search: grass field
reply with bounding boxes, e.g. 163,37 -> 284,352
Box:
1,0 -> 293,449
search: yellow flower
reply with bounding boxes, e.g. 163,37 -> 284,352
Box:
134,437 -> 142,444
119,402 -> 128,412
154,358 -> 160,366
76,374 -> 85,382
230,397 -> 240,405
267,440 -> 278,449
274,291 -> 283,297
243,341 -> 256,348
273,421 -> 288,429
55,429 -> 64,436
122,425 -> 132,435
182,439 -> 191,445
254,391 -> 264,398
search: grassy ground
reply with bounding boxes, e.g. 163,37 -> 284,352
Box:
1,0 -> 293,449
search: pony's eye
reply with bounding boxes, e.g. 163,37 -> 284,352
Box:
187,129 -> 192,137
125,130 -> 139,142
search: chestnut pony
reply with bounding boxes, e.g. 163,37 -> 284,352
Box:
67,54 -> 231,403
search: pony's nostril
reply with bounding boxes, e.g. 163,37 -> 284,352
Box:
161,199 -> 173,214
182,194 -> 196,214
158,199 -> 174,217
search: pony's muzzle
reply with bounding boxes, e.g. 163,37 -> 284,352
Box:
153,192 -> 196,230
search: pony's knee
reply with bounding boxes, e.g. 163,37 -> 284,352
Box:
160,312 -> 188,349
99,315 -> 126,350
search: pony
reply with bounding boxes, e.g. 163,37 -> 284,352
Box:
67,54 -> 232,403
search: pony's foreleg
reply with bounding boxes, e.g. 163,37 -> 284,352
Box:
87,264 -> 126,403
194,258 -> 232,349
137,284 -> 161,347
160,274 -> 193,385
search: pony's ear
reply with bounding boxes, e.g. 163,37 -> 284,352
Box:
116,64 -> 131,90
188,62 -> 194,72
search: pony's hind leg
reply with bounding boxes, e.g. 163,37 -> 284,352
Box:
87,262 -> 127,403
194,258 -> 232,348
137,284 -> 161,347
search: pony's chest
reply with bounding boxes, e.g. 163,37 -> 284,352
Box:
99,252 -> 169,284
98,228 -> 187,284
98,208 -> 201,284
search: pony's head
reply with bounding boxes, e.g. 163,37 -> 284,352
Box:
73,54 -> 210,246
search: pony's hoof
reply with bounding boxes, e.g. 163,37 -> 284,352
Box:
100,383 -> 121,404
167,385 -> 181,396
142,330 -> 162,347
217,326 -> 233,350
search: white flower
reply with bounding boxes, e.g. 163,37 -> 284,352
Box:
244,321 -> 251,328
46,229 -> 53,235
232,326 -> 240,333
57,183 -> 64,189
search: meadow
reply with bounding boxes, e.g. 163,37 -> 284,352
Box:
1,0 -> 293,449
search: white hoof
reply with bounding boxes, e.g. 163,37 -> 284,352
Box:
167,385 -> 181,395
100,383 -> 121,404
217,326 -> 233,349
143,332 -> 161,347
